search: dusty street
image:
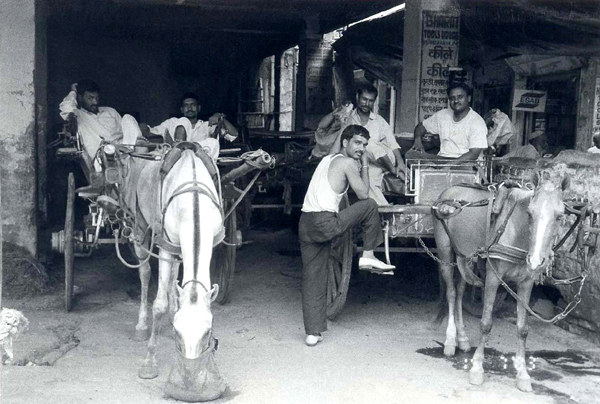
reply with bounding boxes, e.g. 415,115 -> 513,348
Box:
2,226 -> 600,404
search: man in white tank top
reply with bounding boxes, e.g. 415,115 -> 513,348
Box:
299,125 -> 395,346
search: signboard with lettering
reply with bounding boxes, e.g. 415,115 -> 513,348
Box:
593,77 -> 600,135
418,8 -> 460,121
512,89 -> 547,112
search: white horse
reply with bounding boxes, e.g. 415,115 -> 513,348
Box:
120,146 -> 226,400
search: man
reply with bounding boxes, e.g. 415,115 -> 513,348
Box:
299,125 -> 395,347
142,92 -> 238,161
59,80 -> 139,162
331,84 -> 406,206
412,83 -> 488,160
502,130 -> 550,159
587,132 -> 600,154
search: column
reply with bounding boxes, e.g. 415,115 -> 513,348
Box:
0,0 -> 40,257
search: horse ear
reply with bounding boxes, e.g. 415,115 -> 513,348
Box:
209,284 -> 220,302
561,175 -> 570,191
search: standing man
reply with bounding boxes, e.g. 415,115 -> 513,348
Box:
330,84 -> 406,205
59,80 -> 139,162
300,125 -> 395,347
142,92 -> 238,160
412,83 -> 488,160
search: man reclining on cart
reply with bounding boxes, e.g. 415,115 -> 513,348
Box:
139,92 -> 238,162
410,82 -> 488,161
59,80 -> 148,170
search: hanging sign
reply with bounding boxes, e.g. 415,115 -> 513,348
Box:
593,77 -> 600,135
512,89 -> 547,112
418,8 -> 460,121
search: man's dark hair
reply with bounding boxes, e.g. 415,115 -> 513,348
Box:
447,82 -> 472,97
180,92 -> 200,106
340,124 -> 370,146
76,79 -> 100,96
356,83 -> 378,99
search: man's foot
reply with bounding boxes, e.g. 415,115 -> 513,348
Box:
358,257 -> 395,272
305,334 -> 323,347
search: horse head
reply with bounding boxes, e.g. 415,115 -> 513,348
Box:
173,281 -> 219,360
526,174 -> 569,273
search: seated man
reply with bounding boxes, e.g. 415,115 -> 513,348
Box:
412,82 -> 488,161
141,92 -> 237,161
484,108 -> 513,157
587,132 -> 600,154
299,124 -> 395,347
501,130 -> 550,159
59,80 -> 140,165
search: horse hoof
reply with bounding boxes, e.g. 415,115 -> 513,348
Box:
444,345 -> 456,357
138,365 -> 159,379
458,340 -> 471,352
132,328 -> 150,342
516,377 -> 532,392
469,370 -> 484,385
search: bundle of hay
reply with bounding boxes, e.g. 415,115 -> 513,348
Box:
2,241 -> 49,298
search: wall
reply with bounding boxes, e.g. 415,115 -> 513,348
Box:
576,57 -> 599,151
0,0 -> 39,256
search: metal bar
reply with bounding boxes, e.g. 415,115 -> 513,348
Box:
356,246 -> 438,253
251,204 -> 302,209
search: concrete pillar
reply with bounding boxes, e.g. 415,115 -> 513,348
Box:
0,0 -> 39,257
576,57 -> 599,151
295,15 -> 335,131
398,0 -> 460,140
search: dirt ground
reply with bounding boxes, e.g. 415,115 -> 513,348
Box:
2,224 -> 600,404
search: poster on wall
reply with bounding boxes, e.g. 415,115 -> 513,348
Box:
418,8 -> 460,121
593,77 -> 600,135
512,89 -> 547,112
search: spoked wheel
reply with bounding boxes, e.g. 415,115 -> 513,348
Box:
210,199 -> 237,304
326,228 -> 354,320
64,173 -> 75,312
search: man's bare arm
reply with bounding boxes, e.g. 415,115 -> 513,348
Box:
456,148 -> 484,161
343,159 -> 369,200
412,123 -> 428,151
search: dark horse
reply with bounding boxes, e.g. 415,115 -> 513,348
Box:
433,175 -> 568,392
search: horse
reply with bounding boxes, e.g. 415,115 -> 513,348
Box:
432,174 -> 568,392
114,141 -> 227,401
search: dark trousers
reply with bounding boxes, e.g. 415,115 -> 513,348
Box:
299,198 -> 383,335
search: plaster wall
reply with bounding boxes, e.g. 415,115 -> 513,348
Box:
0,0 -> 38,256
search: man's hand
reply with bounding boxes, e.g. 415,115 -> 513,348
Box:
360,150 -> 369,168
208,113 -> 224,126
394,164 -> 405,181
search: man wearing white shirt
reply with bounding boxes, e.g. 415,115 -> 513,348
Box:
412,83 -> 488,161
59,79 -> 138,161
143,92 -> 237,144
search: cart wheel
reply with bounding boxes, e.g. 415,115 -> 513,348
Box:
326,228 -> 353,320
64,173 -> 75,312
211,199 -> 237,304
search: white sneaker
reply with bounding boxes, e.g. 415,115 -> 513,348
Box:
358,257 -> 395,272
305,334 -> 323,346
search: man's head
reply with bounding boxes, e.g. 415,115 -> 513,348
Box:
447,82 -> 471,116
340,125 -> 370,160
593,133 -> 600,149
529,130 -> 548,155
355,83 -> 378,115
180,92 -> 201,121
76,79 -> 101,114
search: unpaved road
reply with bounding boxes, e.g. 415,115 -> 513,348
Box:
2,227 -> 600,404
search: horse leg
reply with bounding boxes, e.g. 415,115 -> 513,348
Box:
456,257 -> 473,352
440,260 -> 457,356
469,267 -> 501,385
168,261 -> 181,321
139,249 -> 172,379
515,279 -> 534,392
133,244 -> 151,341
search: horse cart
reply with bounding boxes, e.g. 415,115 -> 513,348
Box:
50,121 -> 273,310
325,158 -> 491,319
